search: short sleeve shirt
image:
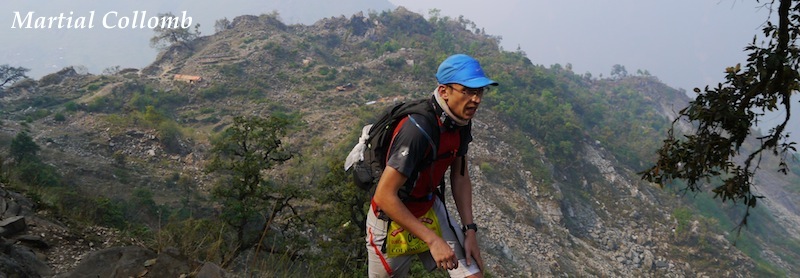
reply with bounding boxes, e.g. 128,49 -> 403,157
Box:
385,114 -> 472,216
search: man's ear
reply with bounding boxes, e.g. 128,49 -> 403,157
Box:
437,84 -> 449,100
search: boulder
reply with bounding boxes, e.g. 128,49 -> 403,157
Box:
60,246 -> 195,278
196,262 -> 227,278
0,240 -> 52,277
15,234 -> 50,249
60,246 -> 156,278
0,216 -> 26,237
146,247 -> 193,277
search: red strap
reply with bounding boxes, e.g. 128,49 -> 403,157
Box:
368,226 -> 393,275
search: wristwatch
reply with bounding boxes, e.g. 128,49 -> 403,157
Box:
462,223 -> 478,233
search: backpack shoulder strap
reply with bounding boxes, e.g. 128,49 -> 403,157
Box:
401,99 -> 441,160
407,115 -> 437,159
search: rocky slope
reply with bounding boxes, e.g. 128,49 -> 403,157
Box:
460,110 -> 756,277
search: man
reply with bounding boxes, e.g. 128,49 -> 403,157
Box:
366,54 -> 497,277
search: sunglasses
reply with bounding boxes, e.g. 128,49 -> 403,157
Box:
446,84 -> 489,98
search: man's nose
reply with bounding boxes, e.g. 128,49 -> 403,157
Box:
471,94 -> 482,104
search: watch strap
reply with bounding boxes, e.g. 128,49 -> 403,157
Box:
462,223 -> 478,233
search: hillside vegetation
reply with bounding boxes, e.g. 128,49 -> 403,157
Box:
1,7 -> 799,277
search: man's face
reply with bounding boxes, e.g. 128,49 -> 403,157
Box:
440,84 -> 484,120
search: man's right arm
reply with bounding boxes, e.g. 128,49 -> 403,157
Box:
373,166 -> 458,270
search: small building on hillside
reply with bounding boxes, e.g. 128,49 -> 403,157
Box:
174,74 -> 203,84
336,82 -> 354,92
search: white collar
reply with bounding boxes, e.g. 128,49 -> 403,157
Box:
433,90 -> 469,126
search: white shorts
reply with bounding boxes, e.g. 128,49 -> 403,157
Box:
365,198 -> 481,277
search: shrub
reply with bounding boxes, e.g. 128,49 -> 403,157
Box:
95,197 -> 127,229
144,105 -> 163,125
112,151 -> 126,166
10,132 -> 39,163
383,57 -> 406,68
64,101 -> 78,112
153,218 -> 234,263
15,159 -> 61,187
200,84 -> 227,100
158,120 -> 183,154
318,66 -> 331,76
673,207 -> 693,240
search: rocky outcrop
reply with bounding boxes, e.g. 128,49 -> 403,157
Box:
456,110 -> 761,276
61,246 -> 228,277
0,185 -> 52,277
59,246 -> 157,278
59,246 -> 213,278
39,67 -> 78,87
0,183 -> 226,277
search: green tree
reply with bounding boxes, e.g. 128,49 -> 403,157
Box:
143,105 -> 163,125
312,158 -> 370,273
214,17 -> 231,33
610,64 -> 628,79
8,131 -> 62,187
642,0 -> 798,231
0,65 -> 29,90
205,115 -> 299,265
10,132 -> 39,164
149,12 -> 201,49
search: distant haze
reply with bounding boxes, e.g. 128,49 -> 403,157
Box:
3,0 -> 394,78
3,0 -> 797,137
388,0 -> 797,139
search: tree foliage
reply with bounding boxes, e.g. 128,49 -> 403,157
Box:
484,50 -> 672,178
149,12 -> 201,49
214,17 -> 231,33
642,0 -> 799,230
0,64 -> 29,90
10,132 -> 39,164
205,115 -> 301,264
310,158 -> 370,274
611,64 -> 628,79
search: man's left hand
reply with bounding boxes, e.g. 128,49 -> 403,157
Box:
463,230 -> 483,269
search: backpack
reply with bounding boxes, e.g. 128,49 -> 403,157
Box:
344,99 -> 439,195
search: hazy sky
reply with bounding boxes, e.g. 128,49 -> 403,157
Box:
388,0 -> 797,135
2,0 -> 392,77
3,0 -> 796,134
389,0 -> 769,92
2,0 -> 773,90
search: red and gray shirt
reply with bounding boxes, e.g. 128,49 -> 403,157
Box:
377,98 -> 472,217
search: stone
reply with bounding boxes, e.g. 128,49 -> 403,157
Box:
196,262 -> 226,278
0,197 -> 7,214
146,247 -> 192,277
3,201 -> 22,218
643,250 -> 655,270
0,216 -> 27,237
0,242 -> 53,277
144,258 -> 157,267
62,246 -> 156,278
15,235 -> 50,249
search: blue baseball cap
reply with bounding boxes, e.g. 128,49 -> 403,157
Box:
436,54 -> 498,88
